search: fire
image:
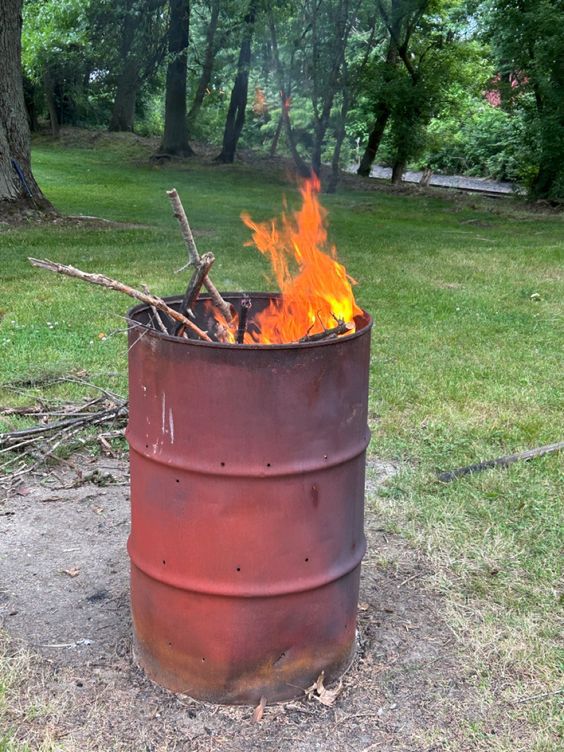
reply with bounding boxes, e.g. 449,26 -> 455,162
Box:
210,177 -> 361,345
246,176 -> 363,344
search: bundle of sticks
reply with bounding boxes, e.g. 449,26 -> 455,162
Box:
28,190 -> 350,345
0,378 -> 127,483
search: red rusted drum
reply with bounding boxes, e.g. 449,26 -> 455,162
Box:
126,293 -> 372,704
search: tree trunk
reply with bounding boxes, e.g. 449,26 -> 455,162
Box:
311,124 -> 324,178
160,0 -> 194,156
357,104 -> 390,177
0,0 -> 51,208
269,114 -> 283,157
187,0 -> 220,133
43,67 -> 60,138
327,85 -> 350,194
215,0 -> 258,163
109,60 -> 139,132
357,42 -> 397,177
268,12 -> 310,177
391,158 -> 405,185
281,98 -> 312,178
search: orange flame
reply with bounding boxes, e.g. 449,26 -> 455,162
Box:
240,176 -> 361,344
205,177 -> 361,345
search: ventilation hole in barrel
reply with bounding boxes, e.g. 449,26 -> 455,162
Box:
175,479 -> 180,483
202,657 -> 206,662
168,641 -> 172,647
304,557 -> 309,562
323,454 -> 328,460
220,461 -> 225,467
236,566 -> 241,572
145,444 -> 149,449
266,462 -> 271,467
162,560 -> 166,565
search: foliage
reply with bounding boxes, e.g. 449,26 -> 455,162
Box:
16,0 -> 564,197
22,0 -> 94,125
482,0 -> 564,200
421,97 -> 532,181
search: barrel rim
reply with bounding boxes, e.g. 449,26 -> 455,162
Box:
127,292 -> 373,350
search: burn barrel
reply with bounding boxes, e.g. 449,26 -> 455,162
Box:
126,293 -> 372,704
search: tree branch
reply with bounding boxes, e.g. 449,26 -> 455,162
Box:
166,188 -> 233,321
437,441 -> 564,483
28,258 -> 212,342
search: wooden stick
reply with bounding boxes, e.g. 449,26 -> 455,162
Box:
299,321 -> 354,343
166,188 -> 200,265
174,252 -> 215,336
28,258 -> 212,342
236,295 -> 252,344
166,188 -> 234,322
437,441 -> 564,483
142,284 -> 169,334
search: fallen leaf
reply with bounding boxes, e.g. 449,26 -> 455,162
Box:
251,696 -> 266,723
63,567 -> 80,578
358,601 -> 369,611
305,671 -> 343,707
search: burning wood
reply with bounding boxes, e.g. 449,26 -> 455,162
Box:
166,188 -> 234,322
300,319 -> 353,343
236,295 -> 252,344
174,251 -> 215,336
29,179 -> 361,346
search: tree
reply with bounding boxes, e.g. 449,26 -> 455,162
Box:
215,0 -> 258,163
356,39 -> 399,176
485,0 -> 564,201
160,0 -> 194,155
107,0 -> 168,132
22,0 -> 92,137
357,0 -> 431,178
187,0 -> 221,133
268,0 -> 363,181
0,0 -> 50,208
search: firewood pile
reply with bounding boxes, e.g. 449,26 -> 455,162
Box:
0,376 -> 127,488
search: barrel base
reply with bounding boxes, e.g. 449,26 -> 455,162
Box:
130,563 -> 360,705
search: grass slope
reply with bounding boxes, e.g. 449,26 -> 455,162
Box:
1,134 -> 563,750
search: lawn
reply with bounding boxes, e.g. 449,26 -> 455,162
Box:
1,133 -> 563,750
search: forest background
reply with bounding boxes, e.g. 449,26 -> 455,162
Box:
17,0 -> 564,202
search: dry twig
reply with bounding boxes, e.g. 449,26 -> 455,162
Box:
28,258 -> 211,342
299,320 -> 354,343
174,252 -> 215,336
141,285 -> 169,334
437,441 -> 564,482
166,188 -> 233,321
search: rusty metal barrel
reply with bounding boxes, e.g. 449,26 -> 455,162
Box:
126,293 -> 372,704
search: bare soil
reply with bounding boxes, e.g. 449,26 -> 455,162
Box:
0,456 -> 483,751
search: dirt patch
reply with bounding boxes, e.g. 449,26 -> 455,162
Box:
1,456 -> 482,751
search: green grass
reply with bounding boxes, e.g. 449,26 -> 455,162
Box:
1,133 -> 563,749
